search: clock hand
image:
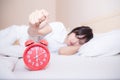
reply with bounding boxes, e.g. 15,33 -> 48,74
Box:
34,47 -> 45,59
34,53 -> 44,59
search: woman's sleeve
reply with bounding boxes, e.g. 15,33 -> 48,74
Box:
45,22 -> 67,43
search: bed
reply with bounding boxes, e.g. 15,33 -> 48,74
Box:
0,13 -> 120,80
0,49 -> 120,80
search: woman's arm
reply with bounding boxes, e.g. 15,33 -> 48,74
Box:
28,9 -> 52,41
58,45 -> 80,55
28,23 -> 52,37
28,23 -> 52,42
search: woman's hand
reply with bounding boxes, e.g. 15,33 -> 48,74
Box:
58,45 -> 81,55
28,9 -> 49,36
29,9 -> 49,27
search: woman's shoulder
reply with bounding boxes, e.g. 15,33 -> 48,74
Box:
49,21 -> 67,32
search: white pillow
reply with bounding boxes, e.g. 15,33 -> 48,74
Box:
78,30 -> 120,57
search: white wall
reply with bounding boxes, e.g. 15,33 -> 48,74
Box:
56,0 -> 120,32
0,0 -> 56,29
1,0 -> 120,33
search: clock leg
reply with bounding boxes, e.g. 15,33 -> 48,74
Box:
11,58 -> 19,72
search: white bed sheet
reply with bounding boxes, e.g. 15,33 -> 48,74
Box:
0,51 -> 120,79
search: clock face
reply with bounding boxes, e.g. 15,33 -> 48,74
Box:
23,43 -> 50,70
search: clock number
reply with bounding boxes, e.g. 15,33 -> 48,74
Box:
42,49 -> 46,54
31,48 -> 34,51
35,47 -> 39,55
35,63 -> 39,67
27,55 -> 30,59
43,58 -> 46,62
28,59 -> 31,63
40,62 -> 43,65
36,58 -> 39,62
32,62 -> 35,65
28,51 -> 32,54
44,54 -> 47,57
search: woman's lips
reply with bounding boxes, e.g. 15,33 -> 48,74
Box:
69,41 -> 74,46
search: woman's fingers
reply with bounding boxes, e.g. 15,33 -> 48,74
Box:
29,9 -> 49,25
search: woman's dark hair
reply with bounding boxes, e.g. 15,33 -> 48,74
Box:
68,26 -> 93,42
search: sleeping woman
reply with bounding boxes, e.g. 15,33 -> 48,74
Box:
0,9 -> 93,55
28,9 -> 93,55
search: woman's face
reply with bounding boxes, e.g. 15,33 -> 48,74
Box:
65,33 -> 86,46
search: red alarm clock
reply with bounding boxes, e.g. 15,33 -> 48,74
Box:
23,39 -> 50,71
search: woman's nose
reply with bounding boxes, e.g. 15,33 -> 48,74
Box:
72,39 -> 78,44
